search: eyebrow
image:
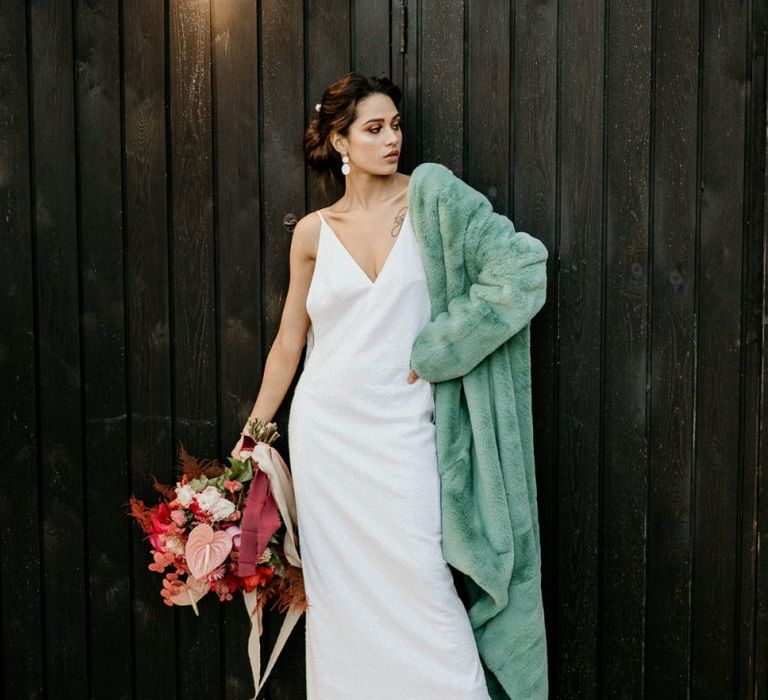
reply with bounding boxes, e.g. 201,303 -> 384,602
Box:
362,114 -> 401,125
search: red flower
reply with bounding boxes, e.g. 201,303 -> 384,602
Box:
149,503 -> 172,534
241,566 -> 274,592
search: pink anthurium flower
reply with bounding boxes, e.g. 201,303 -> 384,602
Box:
166,575 -> 209,614
185,523 -> 233,579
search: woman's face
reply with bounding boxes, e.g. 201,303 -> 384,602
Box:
334,93 -> 402,175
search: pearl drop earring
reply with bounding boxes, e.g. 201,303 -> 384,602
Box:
341,153 -> 351,175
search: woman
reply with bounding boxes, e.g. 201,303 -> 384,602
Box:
231,72 -> 548,699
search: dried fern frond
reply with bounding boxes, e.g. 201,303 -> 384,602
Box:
126,495 -> 154,533
176,442 -> 226,480
270,565 -> 308,614
151,475 -> 176,500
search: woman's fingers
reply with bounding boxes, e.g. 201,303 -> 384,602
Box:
407,368 -> 419,383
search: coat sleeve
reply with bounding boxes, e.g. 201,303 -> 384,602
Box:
409,175 -> 548,383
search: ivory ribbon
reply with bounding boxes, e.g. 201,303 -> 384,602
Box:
240,442 -> 304,699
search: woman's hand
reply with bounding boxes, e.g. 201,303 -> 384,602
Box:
407,368 -> 420,384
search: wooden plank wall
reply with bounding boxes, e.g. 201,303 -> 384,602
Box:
0,0 -> 765,698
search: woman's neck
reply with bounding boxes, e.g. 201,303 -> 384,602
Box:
332,172 -> 407,212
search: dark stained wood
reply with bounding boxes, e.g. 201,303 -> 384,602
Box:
418,0 -> 463,170
353,0 -> 390,77
306,0 -> 350,214
75,0 -> 132,696
210,2 -> 263,697
123,0 -> 178,695
0,2 -> 44,698
600,0 -> 652,696
259,1 -> 307,697
749,3 -> 768,696
557,0 -> 605,695
466,0 -> 510,210
168,0 -> 222,696
646,0 -> 699,695
1,1 -> 766,698
28,0 -> 88,694
757,13 -> 768,688
691,0 -> 748,696
513,0 -> 559,694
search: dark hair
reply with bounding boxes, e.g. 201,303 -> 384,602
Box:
304,71 -> 402,194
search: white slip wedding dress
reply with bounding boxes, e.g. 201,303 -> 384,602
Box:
287,207 -> 491,700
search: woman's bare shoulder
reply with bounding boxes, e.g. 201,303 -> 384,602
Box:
292,210 -> 323,260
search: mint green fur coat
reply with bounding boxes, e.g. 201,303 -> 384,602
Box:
407,163 -> 549,699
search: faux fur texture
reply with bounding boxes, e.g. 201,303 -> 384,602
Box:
407,163 -> 549,700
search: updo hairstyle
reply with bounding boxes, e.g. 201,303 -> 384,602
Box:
304,71 -> 402,193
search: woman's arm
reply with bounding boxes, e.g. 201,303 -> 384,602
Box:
232,213 -> 319,454
409,173 -> 548,383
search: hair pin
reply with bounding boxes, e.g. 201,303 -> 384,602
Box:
315,103 -> 321,112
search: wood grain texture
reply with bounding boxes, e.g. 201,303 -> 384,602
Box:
647,0 -> 699,695
210,1 -> 263,696
75,0 -> 132,696
306,0 -> 349,213
353,0 -> 390,77
557,0 -> 605,695
0,1 -> 44,697
259,1 -> 307,695
691,0 -> 748,696
750,4 -> 768,697
28,0 -> 88,693
600,0 -> 652,696
466,0 -> 510,209
420,0 -> 463,170
513,0 -> 559,694
123,0 -> 177,695
168,0 -> 222,696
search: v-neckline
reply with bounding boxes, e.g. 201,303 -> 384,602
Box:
319,208 -> 409,287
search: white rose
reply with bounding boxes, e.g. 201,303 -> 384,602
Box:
209,498 -> 235,522
163,535 -> 185,556
195,485 -> 222,512
175,484 -> 196,507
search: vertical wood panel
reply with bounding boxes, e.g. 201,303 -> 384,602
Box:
75,1 -> 132,696
353,0 -> 390,76
647,0 -> 700,695
168,0 -> 222,695
123,0 -> 177,694
692,1 -> 748,696
306,0 -> 350,212
28,0 -> 88,692
512,1 -> 559,692
260,1 -> 306,696
757,36 -> 768,690
0,2 -> 45,697
420,0 -> 463,170
395,0 -> 417,171
557,0 -> 605,694
746,3 -> 768,695
601,0 -> 652,695
209,1 -> 263,696
465,0 -> 510,208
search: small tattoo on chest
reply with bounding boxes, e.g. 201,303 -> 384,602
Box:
391,206 -> 408,237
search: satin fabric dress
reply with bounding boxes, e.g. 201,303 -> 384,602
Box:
287,208 -> 490,699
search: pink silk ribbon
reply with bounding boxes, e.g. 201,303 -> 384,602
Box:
237,438 -> 304,700
238,451 -> 282,577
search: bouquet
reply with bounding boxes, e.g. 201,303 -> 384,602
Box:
127,417 -> 305,615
